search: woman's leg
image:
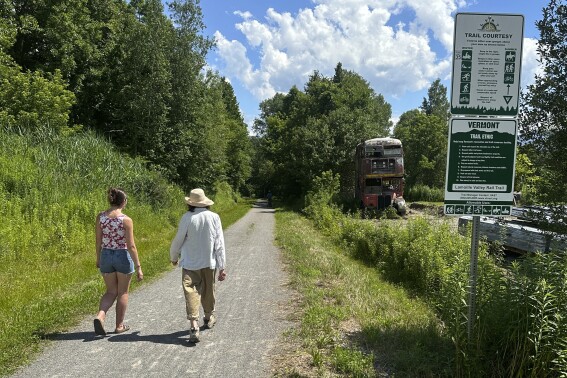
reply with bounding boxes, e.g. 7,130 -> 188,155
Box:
115,272 -> 133,330
201,268 -> 216,321
182,269 -> 202,330
96,272 -> 118,322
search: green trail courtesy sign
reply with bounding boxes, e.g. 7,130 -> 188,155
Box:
444,117 -> 517,216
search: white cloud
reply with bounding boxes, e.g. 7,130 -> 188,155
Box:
212,0 -> 541,115
234,10 -> 253,21
403,0 -> 465,51
214,31 -> 277,100
521,37 -> 543,89
213,0 -> 459,103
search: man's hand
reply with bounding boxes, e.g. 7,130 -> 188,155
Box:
218,269 -> 227,281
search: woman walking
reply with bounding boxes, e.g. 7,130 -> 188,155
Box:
94,188 -> 143,336
170,188 -> 226,343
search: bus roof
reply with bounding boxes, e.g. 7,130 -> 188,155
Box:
360,137 -> 402,147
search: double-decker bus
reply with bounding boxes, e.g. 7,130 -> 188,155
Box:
355,137 -> 406,215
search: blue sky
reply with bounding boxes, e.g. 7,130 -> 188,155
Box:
199,0 -> 547,130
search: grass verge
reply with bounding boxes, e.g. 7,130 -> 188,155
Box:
272,210 -> 454,377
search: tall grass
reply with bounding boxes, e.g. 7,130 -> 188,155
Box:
0,126 -> 251,376
274,210 -> 454,377
304,172 -> 567,376
405,184 -> 444,202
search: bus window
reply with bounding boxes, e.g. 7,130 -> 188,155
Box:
383,146 -> 402,156
364,178 -> 381,194
371,159 -> 396,173
365,147 -> 381,157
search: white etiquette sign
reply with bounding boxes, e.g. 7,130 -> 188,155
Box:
450,13 -> 524,116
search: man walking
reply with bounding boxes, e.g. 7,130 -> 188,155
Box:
170,188 -> 227,343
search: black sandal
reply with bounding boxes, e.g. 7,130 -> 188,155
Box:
94,318 -> 106,336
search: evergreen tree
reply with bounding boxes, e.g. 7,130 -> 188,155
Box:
420,78 -> 450,121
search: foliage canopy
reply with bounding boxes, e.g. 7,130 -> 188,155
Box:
1,0 -> 252,194
253,62 -> 392,199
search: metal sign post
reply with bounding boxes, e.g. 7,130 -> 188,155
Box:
467,215 -> 480,341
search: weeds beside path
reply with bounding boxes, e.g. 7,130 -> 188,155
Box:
272,210 -> 454,377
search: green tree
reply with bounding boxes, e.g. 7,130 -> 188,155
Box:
253,63 -> 392,198
0,3 -> 75,132
160,0 -> 214,188
0,67 -> 75,131
420,78 -> 450,121
98,0 -> 172,162
219,78 -> 252,193
393,110 -> 447,188
1,0 -> 251,197
520,0 -> 567,203
514,152 -> 535,193
5,0 -> 124,127
0,1 -> 17,61
251,94 -> 286,196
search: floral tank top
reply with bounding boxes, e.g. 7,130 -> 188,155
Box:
100,212 -> 127,249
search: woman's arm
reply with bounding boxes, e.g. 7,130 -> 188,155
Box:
95,213 -> 102,268
213,214 -> 226,281
169,214 -> 188,264
124,216 -> 143,281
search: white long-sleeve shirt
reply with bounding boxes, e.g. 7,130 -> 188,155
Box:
169,208 -> 226,271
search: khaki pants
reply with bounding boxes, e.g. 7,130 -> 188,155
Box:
182,268 -> 216,320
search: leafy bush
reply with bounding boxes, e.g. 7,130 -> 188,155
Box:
0,65 -> 75,131
406,184 -> 444,202
304,170 -> 340,214
211,181 -> 240,212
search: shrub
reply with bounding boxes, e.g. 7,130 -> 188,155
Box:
211,181 -> 240,213
406,184 -> 444,202
0,65 -> 75,132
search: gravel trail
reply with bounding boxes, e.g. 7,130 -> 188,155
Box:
12,201 -> 291,378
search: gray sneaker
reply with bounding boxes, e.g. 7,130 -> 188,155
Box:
203,315 -> 216,329
188,327 -> 200,343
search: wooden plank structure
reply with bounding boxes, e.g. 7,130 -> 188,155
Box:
458,216 -> 567,254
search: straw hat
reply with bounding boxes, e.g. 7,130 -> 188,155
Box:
184,188 -> 214,207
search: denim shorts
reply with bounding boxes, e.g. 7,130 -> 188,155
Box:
99,248 -> 134,274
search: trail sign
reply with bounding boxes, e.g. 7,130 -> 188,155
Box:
444,117 -> 517,216
450,13 -> 524,116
